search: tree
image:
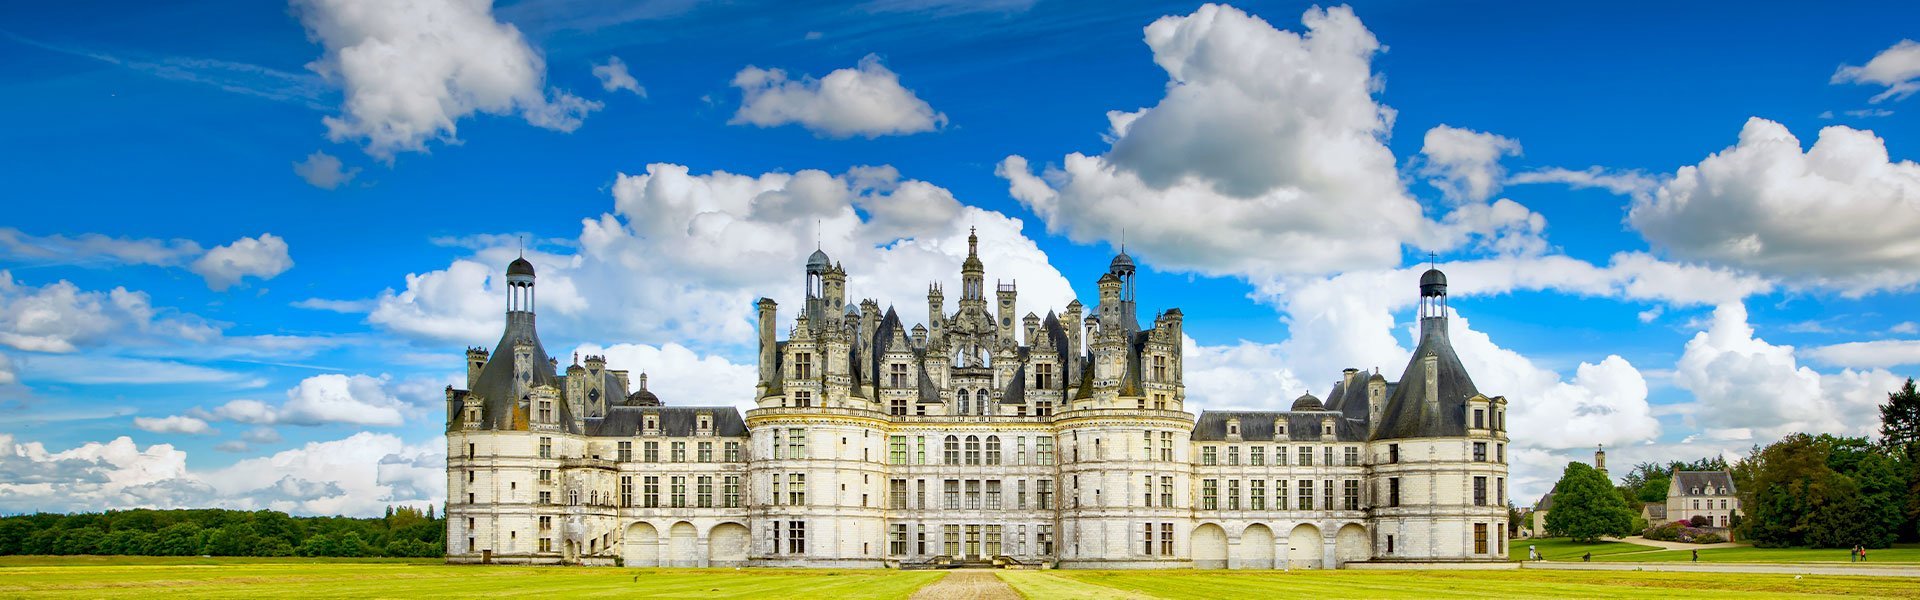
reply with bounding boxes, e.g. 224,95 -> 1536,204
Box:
1882,378 -> 1920,449
1544,462 -> 1636,541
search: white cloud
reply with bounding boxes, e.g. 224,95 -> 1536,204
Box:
0,228 -> 204,267
859,0 -> 1035,15
244,426 -> 284,444
1420,125 -> 1521,203
1507,166 -> 1658,198
1846,108 -> 1896,118
1833,39 -> 1920,103
133,416 -> 214,435
730,54 -> 946,138
0,431 -> 444,516
0,353 -> 14,386
292,151 -> 359,189
292,0 -> 600,159
371,163 -> 1075,350
997,5 -> 1539,280
1180,335 -> 1308,412
291,297 -> 376,313
190,234 -> 294,291
1893,321 -> 1918,334
192,373 -> 423,428
22,355 -> 253,385
1804,339 -> 1920,369
569,342 -> 757,414
1632,118 -> 1920,293
592,56 -> 645,96
0,272 -> 217,353
1676,303 -> 1907,439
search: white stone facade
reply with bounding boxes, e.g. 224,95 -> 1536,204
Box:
445,241 -> 1509,568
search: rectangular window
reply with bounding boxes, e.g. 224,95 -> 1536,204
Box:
1298,446 -> 1312,466
1143,475 -> 1154,507
966,480 -> 982,509
1202,479 -> 1218,510
1276,446 -> 1289,466
1473,523 -> 1488,554
1474,476 -> 1487,506
539,469 -> 551,483
1277,480 -> 1288,509
771,474 -> 780,506
985,525 -> 1002,557
617,441 -> 632,462
890,363 -> 908,388
945,480 -> 961,510
918,524 -> 928,556
644,441 -> 660,462
890,436 -> 908,464
787,428 -> 807,459
1160,522 -> 1174,555
917,479 -> 928,510
1473,442 -> 1487,462
1160,476 -> 1174,508
1036,363 -> 1053,388
1152,355 -> 1168,381
1389,477 -> 1401,507
1250,446 -> 1265,466
1496,443 -> 1504,463
1250,480 -> 1266,510
1297,479 -> 1313,510
1227,446 -> 1240,466
1037,437 -> 1054,465
539,437 -> 552,459
787,473 -> 806,505
1037,479 -> 1054,510
671,476 -> 687,508
1323,479 -> 1334,511
697,476 -> 714,508
725,441 -> 742,462
1160,432 -> 1174,461
944,525 -> 961,557
1227,479 -> 1241,510
672,441 -> 687,462
966,525 -> 981,558
789,521 -> 806,554
1344,446 -> 1359,466
794,353 -> 812,379
986,480 -> 1002,510
1474,409 -> 1485,429
890,479 -> 908,509
1142,523 -> 1155,555
1202,446 -> 1217,465
772,520 -> 780,553
890,524 -> 908,556
724,475 -> 741,508
619,476 -> 633,508
698,442 -> 714,463
1018,479 -> 1028,509
643,476 -> 659,508
1343,479 -> 1360,510
1497,477 -> 1506,505
1388,443 -> 1399,464
1323,446 -> 1334,466
917,436 -> 927,464
1038,525 -> 1055,555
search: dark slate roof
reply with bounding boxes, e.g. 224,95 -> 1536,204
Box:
508,257 -> 535,277
1002,364 -> 1026,407
1191,411 -> 1367,442
1372,318 -> 1479,441
1644,504 -> 1667,520
1674,471 -> 1736,496
463,312 -> 579,434
588,406 -> 748,437
1290,393 -> 1323,411
1534,490 -> 1554,511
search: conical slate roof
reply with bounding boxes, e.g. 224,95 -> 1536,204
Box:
1372,318 -> 1479,440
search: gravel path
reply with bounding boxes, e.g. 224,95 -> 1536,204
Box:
1526,562 -> 1920,577
909,570 -> 1022,600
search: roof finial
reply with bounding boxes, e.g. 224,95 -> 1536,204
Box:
519,235 -> 525,258
1427,251 -> 1437,270
816,219 -> 822,250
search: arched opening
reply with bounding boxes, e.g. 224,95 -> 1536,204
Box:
1335,523 -> 1370,567
1286,523 -> 1322,569
623,522 -> 659,567
669,522 -> 698,567
1191,523 -> 1228,569
708,523 -> 750,566
1240,524 -> 1275,569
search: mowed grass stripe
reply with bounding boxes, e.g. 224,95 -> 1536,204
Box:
1041,569 -> 1920,599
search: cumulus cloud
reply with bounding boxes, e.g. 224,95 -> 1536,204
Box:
1804,339 -> 1920,369
569,342 -> 758,413
1632,118 -> 1920,293
292,0 -> 600,159
1833,39 -> 1920,103
190,234 -> 294,291
371,163 -> 1075,350
133,416 -> 215,435
592,56 -> 645,96
998,5 -> 1539,280
192,373 -> 426,428
292,151 -> 359,189
0,431 -> 443,516
0,228 -> 204,268
0,353 -> 14,386
1507,166 -> 1658,198
730,54 -> 946,138
1180,335 -> 1309,412
1419,125 -> 1521,203
1676,303 -> 1907,439
0,271 -> 218,353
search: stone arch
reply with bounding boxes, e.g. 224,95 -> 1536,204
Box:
708,522 -> 749,566
1240,523 -> 1276,570
1191,523 -> 1228,569
1286,523 -> 1322,569
668,521 -> 698,567
1335,523 -> 1370,566
623,522 -> 659,567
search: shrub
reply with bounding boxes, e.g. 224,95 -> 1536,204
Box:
1694,532 -> 1724,544
1688,515 -> 1711,528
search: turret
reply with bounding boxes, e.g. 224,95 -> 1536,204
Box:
1065,300 -> 1084,380
1419,267 -> 1448,337
960,228 -> 985,307
997,281 -> 1017,343
757,298 -> 778,392
823,262 -> 847,322
466,347 -> 488,388
911,323 -> 928,350
927,283 -> 944,343
1023,312 -> 1040,344
1595,444 -> 1608,474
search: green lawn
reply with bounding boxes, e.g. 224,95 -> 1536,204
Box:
1592,544 -> 1920,564
0,558 -> 941,599
1000,570 -> 1920,599
1507,537 -> 1659,561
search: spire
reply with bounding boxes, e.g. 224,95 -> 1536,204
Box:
967,226 -> 978,257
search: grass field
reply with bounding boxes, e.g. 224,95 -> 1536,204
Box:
998,569 -> 1920,599
2,556 -> 1916,599
1508,537 -> 1660,561
1511,538 -> 1920,564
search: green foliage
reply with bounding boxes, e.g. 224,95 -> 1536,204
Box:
1544,462 -> 1636,542
0,506 -> 442,558
1882,377 -> 1920,449
1744,433 -> 1911,549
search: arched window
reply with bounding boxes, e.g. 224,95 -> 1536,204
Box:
944,435 -> 960,464
956,389 -> 970,415
977,389 -> 991,416
568,490 -> 580,505
965,435 -> 982,465
985,436 -> 1002,465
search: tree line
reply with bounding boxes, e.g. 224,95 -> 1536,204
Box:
0,506 -> 443,558
1544,378 -> 1920,549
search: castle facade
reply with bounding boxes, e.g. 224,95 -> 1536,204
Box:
445,232 -> 1510,568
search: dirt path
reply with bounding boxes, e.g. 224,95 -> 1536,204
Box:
910,570 -> 1021,600
1526,562 -> 1920,577
1618,535 -> 1742,551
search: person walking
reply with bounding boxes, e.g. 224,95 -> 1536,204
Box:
1582,552 -> 1591,562
1861,546 -> 1868,562
1691,549 -> 1698,563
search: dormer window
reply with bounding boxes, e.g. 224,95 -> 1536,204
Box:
1276,424 -> 1287,436
1691,487 -> 1700,495
465,408 -> 480,423
644,415 -> 659,433
698,414 -> 712,433
1226,420 -> 1240,436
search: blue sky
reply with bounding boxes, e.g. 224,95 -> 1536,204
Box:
2,0 -> 1918,516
